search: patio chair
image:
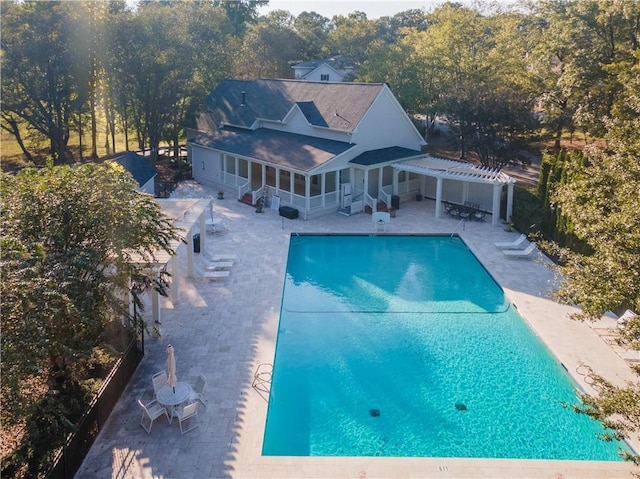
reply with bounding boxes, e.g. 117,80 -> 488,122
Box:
152,370 -> 167,394
174,401 -> 199,434
494,234 -> 527,250
188,373 -> 207,408
138,399 -> 170,433
502,242 -> 537,258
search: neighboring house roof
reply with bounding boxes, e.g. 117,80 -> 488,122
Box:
112,152 -> 157,187
350,146 -> 423,166
197,79 -> 385,133
191,127 -> 356,173
293,56 -> 354,71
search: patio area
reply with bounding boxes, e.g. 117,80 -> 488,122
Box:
76,181 -> 638,479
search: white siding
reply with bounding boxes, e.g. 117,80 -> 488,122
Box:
191,145 -> 221,186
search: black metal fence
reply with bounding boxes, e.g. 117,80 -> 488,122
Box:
44,336 -> 144,479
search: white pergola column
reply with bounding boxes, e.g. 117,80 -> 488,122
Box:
170,255 -> 178,304
435,177 -> 443,218
151,268 -> 161,324
186,227 -> 194,278
506,183 -> 514,223
199,211 -> 206,252
491,184 -> 502,226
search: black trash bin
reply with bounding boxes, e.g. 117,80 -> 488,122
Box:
391,195 -> 400,210
193,233 -> 200,253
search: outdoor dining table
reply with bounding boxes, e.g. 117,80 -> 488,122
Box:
156,382 -> 192,421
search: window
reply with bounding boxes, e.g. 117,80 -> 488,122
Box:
320,74 -> 329,82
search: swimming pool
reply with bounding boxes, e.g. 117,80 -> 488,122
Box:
262,235 -> 628,460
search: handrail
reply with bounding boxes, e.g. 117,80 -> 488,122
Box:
238,180 -> 250,200
378,189 -> 391,208
451,218 -> 466,237
364,193 -> 376,213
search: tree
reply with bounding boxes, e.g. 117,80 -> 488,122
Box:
0,162 -> 179,435
0,1 -> 86,164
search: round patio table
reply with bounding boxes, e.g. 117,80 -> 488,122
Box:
156,382 -> 192,421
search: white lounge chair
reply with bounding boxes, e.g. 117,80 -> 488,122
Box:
495,233 -> 527,249
138,399 -> 170,433
174,401 -> 199,434
502,242 -> 537,258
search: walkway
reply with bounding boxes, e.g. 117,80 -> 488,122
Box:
77,182 -> 637,478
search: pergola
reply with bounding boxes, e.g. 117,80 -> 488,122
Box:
131,198 -> 211,324
393,157 -> 516,226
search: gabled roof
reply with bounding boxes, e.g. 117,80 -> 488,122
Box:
191,127 -> 356,173
112,152 -> 157,187
197,79 -> 385,133
293,56 -> 354,71
395,157 -> 515,185
350,147 -> 423,166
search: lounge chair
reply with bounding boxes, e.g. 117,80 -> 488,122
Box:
502,242 -> 537,258
494,234 -> 527,250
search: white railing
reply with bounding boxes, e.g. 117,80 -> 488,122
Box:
237,180 -> 250,200
364,193 -> 377,213
378,188 -> 391,208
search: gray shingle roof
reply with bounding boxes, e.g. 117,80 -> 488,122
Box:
350,147 -> 423,166
191,127 -> 356,173
197,79 -> 385,133
112,152 -> 157,187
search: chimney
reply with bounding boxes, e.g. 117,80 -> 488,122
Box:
241,91 -> 246,106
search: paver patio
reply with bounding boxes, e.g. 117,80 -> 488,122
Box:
76,182 -> 637,479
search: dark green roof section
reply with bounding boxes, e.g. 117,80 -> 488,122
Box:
112,152 -> 157,187
349,147 -> 423,166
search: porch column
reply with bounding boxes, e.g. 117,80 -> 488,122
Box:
378,168 -> 383,194
435,177 -> 443,218
247,161 -> 252,198
305,175 -> 310,218
186,227 -> 194,278
364,170 -> 369,201
491,184 -> 502,226
262,164 -> 266,188
290,171 -> 295,199
392,168 -> 399,194
170,254 -> 178,304
221,155 -> 227,183
234,157 -> 239,187
275,167 -> 280,194
506,183 -> 514,223
321,173 -> 326,207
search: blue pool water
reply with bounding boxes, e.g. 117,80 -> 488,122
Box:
262,235 -> 628,460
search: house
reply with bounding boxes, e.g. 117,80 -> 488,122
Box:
187,79 -> 514,224
291,56 -> 354,82
111,152 -> 157,195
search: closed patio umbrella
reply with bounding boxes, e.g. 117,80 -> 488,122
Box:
167,344 -> 177,393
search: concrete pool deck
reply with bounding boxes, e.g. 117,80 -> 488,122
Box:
77,182 -> 638,479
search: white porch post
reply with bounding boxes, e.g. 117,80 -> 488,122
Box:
321,173 -> 326,207
491,184 -> 502,226
378,168 -> 383,194
305,175 -> 310,217
262,164 -> 266,188
234,157 -> 239,187
364,170 -> 369,199
275,167 -> 280,194
435,177 -> 443,218
290,171 -> 295,199
247,161 -> 252,197
170,255 -> 178,304
186,227 -> 194,278
506,183 -> 514,223
392,168 -> 399,194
